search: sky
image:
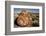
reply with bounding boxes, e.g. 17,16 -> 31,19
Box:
14,8 -> 39,13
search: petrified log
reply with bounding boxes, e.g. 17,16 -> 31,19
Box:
14,11 -> 32,27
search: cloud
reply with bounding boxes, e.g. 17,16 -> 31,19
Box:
14,8 -> 39,13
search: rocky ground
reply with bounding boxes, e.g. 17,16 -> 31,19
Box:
14,10 -> 39,27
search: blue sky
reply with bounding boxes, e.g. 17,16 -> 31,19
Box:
14,8 -> 39,13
